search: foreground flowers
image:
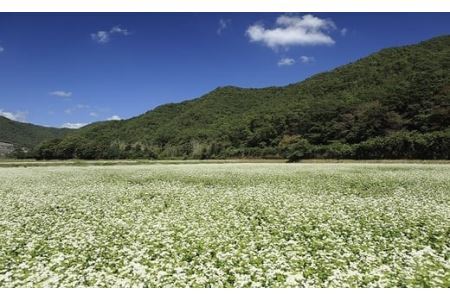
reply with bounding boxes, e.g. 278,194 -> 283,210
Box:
0,163 -> 449,287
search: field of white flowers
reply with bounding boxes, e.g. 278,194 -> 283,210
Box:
0,163 -> 449,287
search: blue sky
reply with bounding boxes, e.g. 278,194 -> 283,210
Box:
0,13 -> 449,128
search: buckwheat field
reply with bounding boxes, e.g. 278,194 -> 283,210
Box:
0,163 -> 449,287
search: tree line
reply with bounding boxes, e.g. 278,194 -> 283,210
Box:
11,129 -> 448,161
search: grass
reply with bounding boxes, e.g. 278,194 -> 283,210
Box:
0,159 -> 285,168
0,159 -> 448,168
0,163 -> 449,287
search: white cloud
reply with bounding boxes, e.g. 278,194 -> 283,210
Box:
110,25 -> 130,36
50,90 -> 72,98
277,57 -> 295,66
0,46 -> 4,53
0,109 -> 27,122
64,108 -> 73,115
300,55 -> 315,63
91,31 -> 110,44
89,112 -> 98,117
61,122 -> 87,129
91,25 -> 130,44
107,115 -> 122,121
246,14 -> 336,49
217,19 -> 231,35
341,28 -> 348,36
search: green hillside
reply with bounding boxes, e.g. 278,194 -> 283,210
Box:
0,116 -> 70,150
29,35 -> 450,160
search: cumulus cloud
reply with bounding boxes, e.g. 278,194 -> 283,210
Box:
341,28 -> 348,36
0,109 -> 27,122
107,115 -> 122,121
0,46 -> 4,53
50,90 -> 72,98
246,14 -> 336,49
277,57 -> 295,66
91,25 -> 130,44
300,55 -> 315,63
217,19 -> 231,35
61,122 -> 87,129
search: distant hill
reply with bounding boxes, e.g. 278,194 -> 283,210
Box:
11,35 -> 450,160
0,116 -> 70,150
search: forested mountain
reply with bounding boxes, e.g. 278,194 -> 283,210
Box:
15,35 -> 450,160
0,116 -> 70,150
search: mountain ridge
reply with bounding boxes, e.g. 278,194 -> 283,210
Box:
0,116 -> 71,151
2,35 -> 449,159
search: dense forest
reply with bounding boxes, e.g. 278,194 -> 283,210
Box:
3,35 -> 450,160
